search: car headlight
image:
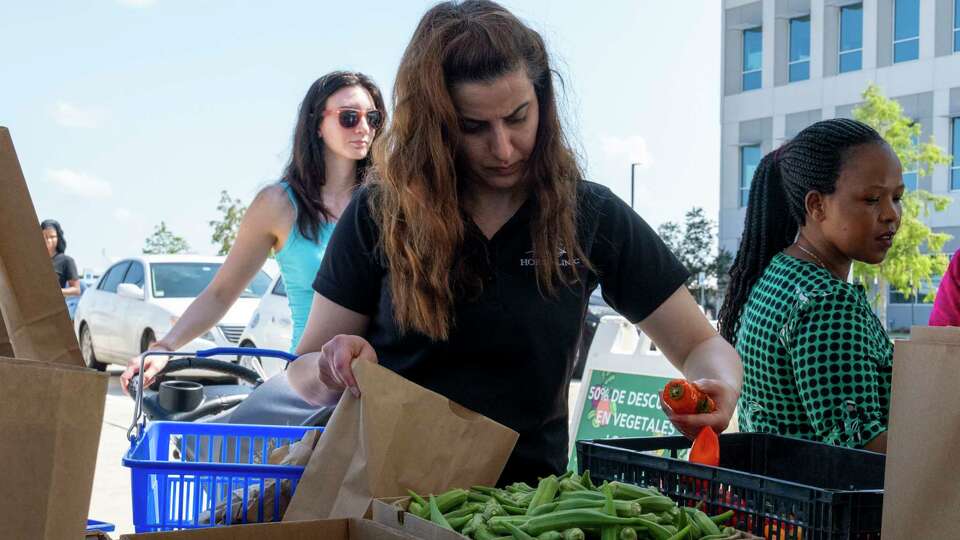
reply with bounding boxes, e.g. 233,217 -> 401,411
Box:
201,330 -> 216,342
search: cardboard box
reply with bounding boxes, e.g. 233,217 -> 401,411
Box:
0,356 -> 107,539
371,499 -> 465,540
119,519 -> 425,540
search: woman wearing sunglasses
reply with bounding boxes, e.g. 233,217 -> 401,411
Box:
121,71 -> 386,395
288,1 -> 742,484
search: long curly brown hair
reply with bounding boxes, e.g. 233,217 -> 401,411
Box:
369,0 -> 588,340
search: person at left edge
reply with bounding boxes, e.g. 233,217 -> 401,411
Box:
287,0 -> 743,485
42,219 -> 81,319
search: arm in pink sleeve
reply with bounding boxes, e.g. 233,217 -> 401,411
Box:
929,249 -> 960,327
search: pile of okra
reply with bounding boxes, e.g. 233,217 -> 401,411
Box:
407,470 -> 737,540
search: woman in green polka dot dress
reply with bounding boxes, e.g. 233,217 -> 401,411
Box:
717,118 -> 903,453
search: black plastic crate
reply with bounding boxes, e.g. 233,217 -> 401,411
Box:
577,434 -> 884,540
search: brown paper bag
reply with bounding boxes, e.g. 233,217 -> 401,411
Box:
0,356 -> 108,539
284,361 -> 519,520
0,126 -> 83,366
0,307 -> 13,358
881,326 -> 960,538
201,429 -> 322,525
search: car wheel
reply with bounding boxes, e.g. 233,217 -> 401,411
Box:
237,340 -> 266,385
79,323 -> 107,371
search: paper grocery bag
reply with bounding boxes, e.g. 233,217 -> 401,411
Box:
0,356 -> 107,539
0,307 -> 13,358
0,127 -> 83,366
284,361 -> 519,520
881,326 -> 960,538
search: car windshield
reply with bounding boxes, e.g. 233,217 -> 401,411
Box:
151,263 -> 271,299
589,288 -> 607,306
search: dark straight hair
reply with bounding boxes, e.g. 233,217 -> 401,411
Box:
717,118 -> 885,345
282,71 -> 386,241
40,219 -> 67,254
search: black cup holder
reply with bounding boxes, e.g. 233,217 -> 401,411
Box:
158,380 -> 204,412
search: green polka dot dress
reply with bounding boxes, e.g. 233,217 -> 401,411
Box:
735,252 -> 892,449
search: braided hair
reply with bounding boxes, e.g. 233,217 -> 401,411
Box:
717,118 -> 884,345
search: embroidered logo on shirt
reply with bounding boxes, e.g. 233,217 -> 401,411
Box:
520,248 -> 582,268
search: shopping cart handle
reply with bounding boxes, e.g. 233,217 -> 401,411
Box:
194,347 -> 298,363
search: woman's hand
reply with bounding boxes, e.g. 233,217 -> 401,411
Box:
312,334 -> 378,398
120,342 -> 172,395
661,378 -> 739,440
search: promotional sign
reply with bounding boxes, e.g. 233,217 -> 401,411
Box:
568,317 -> 682,472
569,369 -> 676,472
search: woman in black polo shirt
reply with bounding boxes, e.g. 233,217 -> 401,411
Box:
41,219 -> 81,298
288,0 -> 743,483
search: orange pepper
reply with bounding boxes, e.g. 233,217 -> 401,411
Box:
689,427 -> 720,466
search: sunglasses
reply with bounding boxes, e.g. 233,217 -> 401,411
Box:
322,108 -> 384,130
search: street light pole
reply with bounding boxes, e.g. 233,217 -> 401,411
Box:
629,162 -> 641,209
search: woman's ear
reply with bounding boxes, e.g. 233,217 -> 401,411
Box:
804,191 -> 826,222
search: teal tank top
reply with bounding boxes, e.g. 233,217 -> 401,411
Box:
274,182 -> 336,351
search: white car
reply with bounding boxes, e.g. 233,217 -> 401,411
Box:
237,274 -> 294,378
74,254 -> 273,371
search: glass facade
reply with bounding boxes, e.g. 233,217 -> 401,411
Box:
839,4 -> 863,73
740,145 -> 761,207
903,131 -> 919,191
954,0 -> 960,52
743,27 -> 762,91
789,17 -> 810,82
952,118 -> 960,190
893,0 -> 920,63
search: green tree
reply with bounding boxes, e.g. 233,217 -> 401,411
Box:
658,207 -> 730,316
208,190 -> 247,255
851,84 -> 953,325
143,221 -> 190,255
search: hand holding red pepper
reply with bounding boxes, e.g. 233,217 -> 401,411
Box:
662,379 -> 717,415
660,378 -> 736,441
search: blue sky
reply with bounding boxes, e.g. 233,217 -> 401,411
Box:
1,0 -> 721,274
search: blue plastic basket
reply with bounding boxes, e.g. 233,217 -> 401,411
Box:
86,519 -> 115,532
123,421 -> 322,532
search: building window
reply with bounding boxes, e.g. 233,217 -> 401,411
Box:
740,144 -> 761,207
789,16 -> 811,82
839,4 -> 863,73
903,129 -> 919,191
954,0 -> 960,52
742,27 -> 762,91
893,0 -> 920,63
952,118 -> 960,190
889,276 -> 940,305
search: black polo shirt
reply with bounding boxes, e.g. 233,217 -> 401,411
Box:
313,181 -> 689,484
52,253 -> 79,288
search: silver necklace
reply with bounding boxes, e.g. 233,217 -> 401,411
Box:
795,242 -> 827,269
